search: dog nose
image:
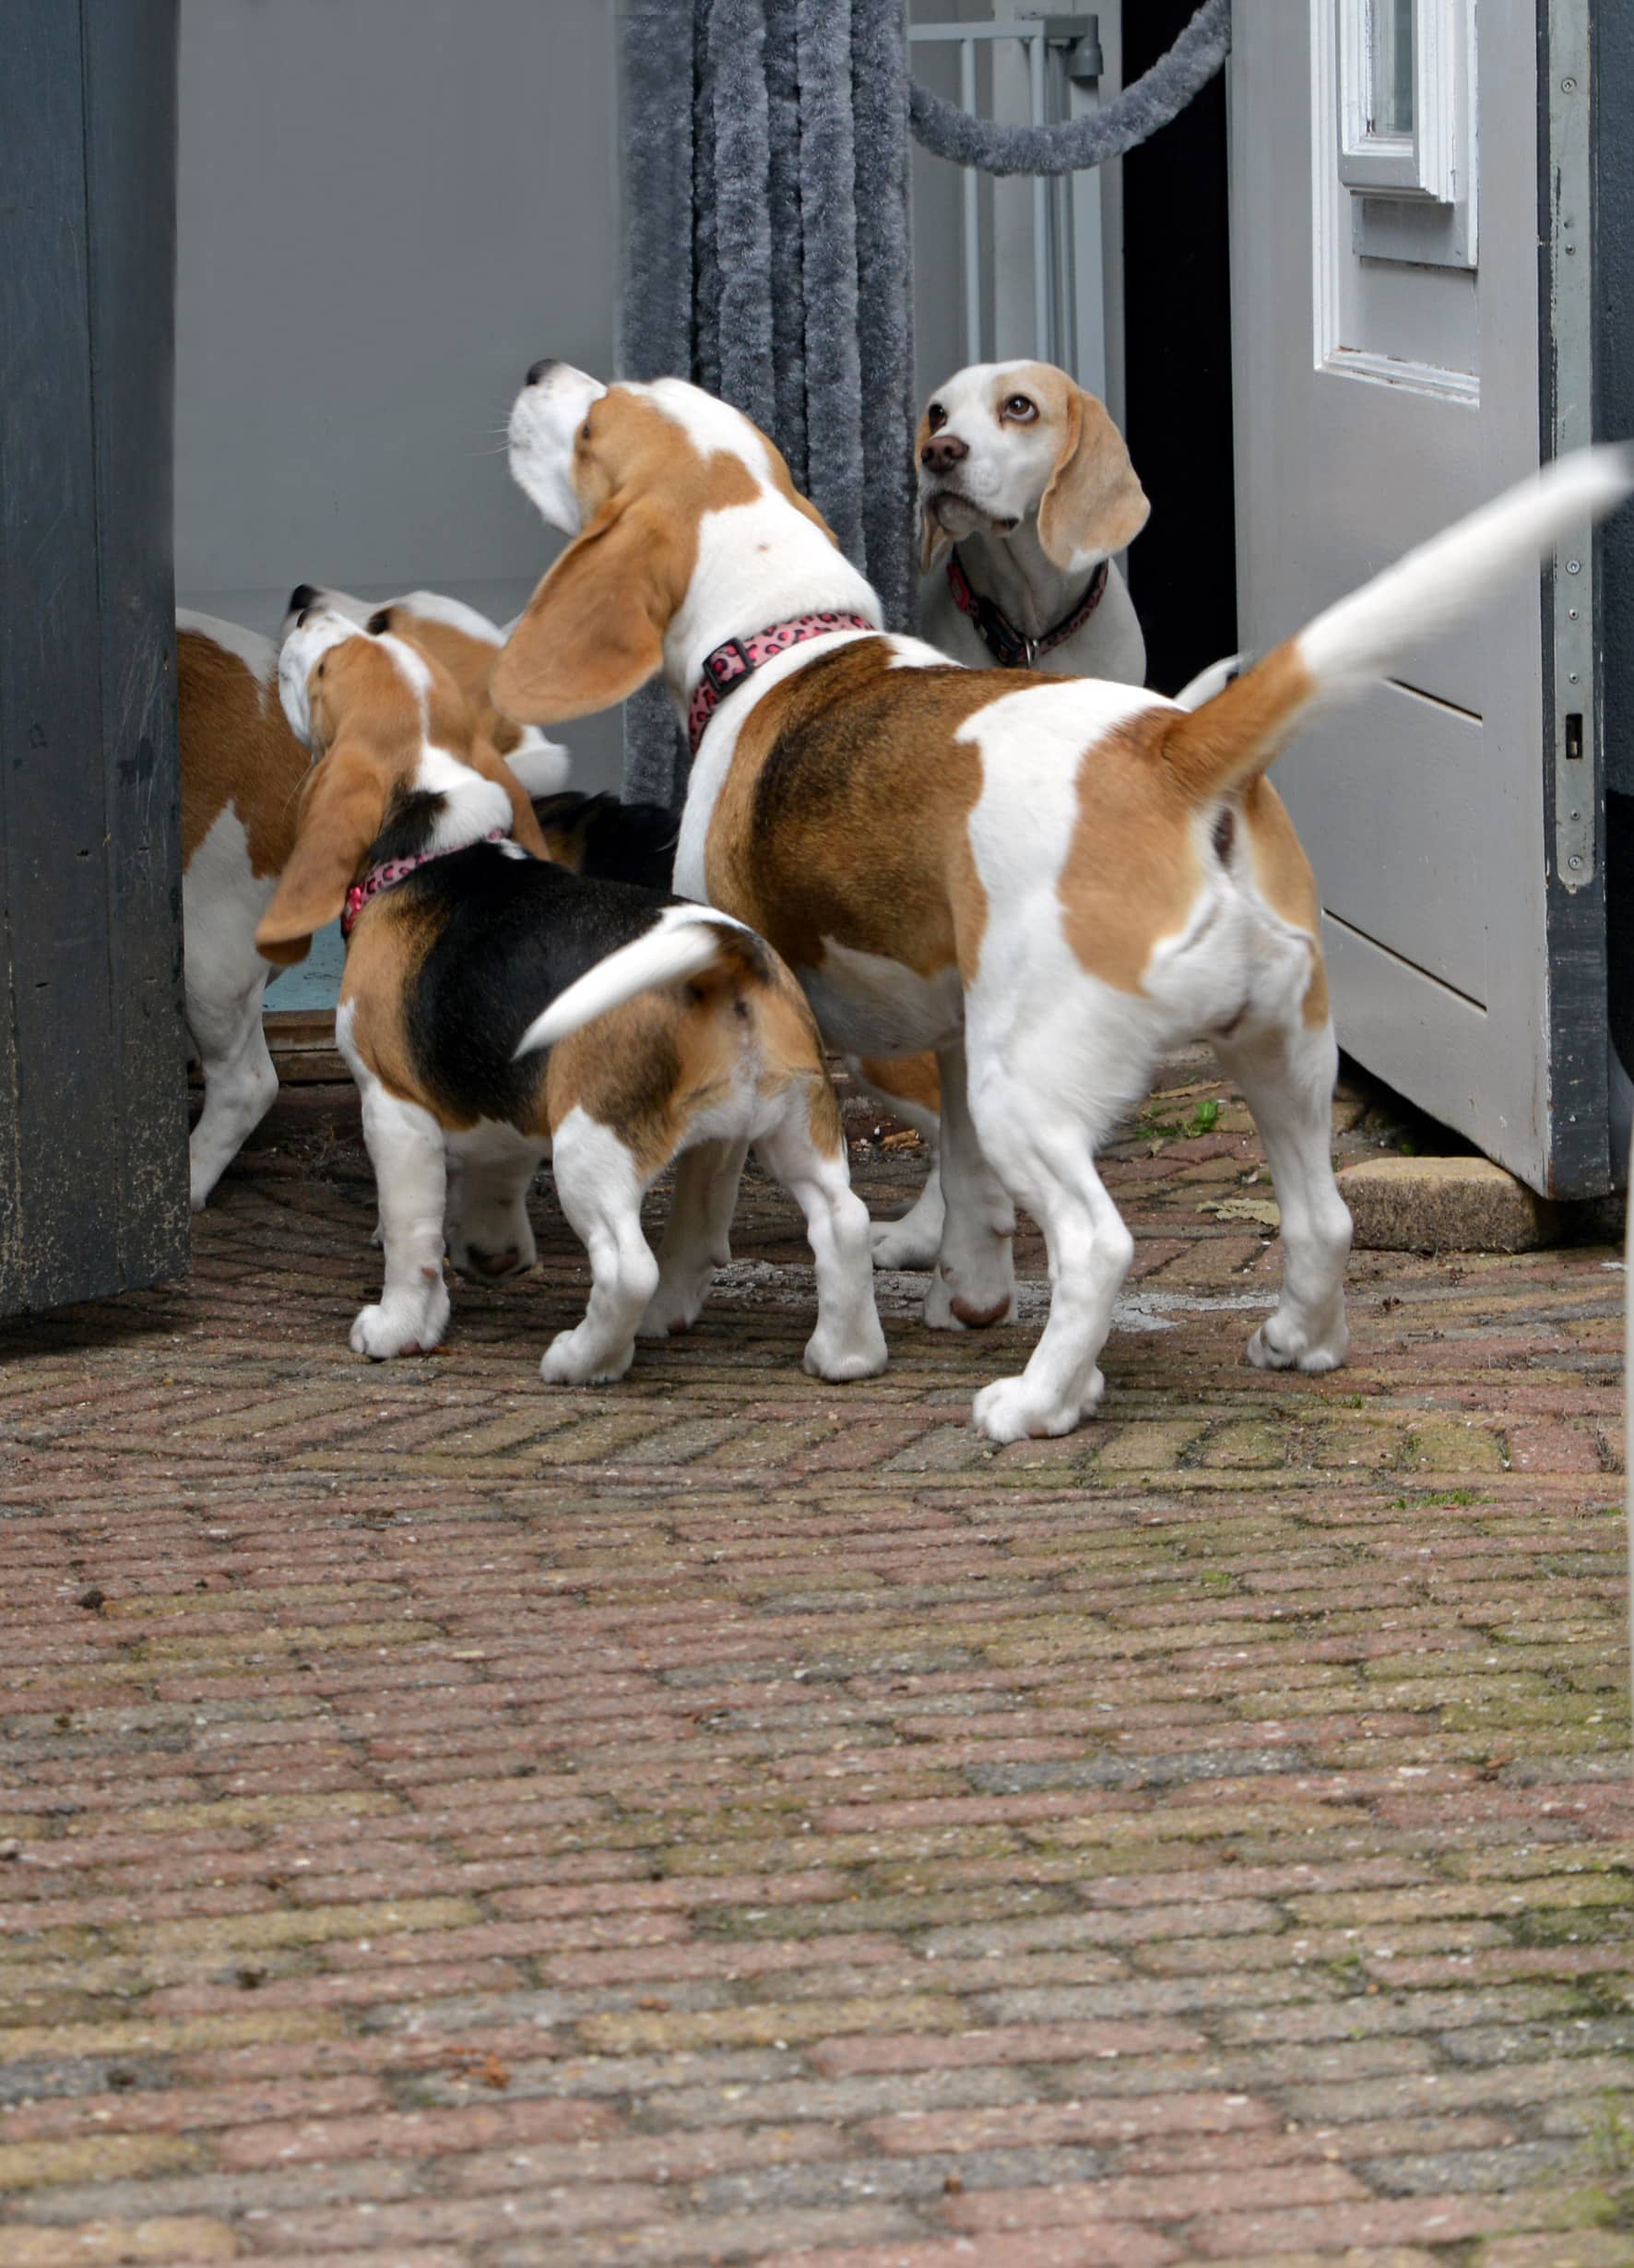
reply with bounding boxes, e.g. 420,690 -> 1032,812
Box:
920,434 -> 969,475
288,582 -> 321,614
526,357 -> 559,387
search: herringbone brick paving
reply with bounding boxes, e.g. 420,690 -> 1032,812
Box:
0,1055 -> 1629,2266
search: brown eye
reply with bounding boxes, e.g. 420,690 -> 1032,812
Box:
926,402 -> 946,432
1001,395 -> 1037,422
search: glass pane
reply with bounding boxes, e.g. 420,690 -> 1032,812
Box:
1368,0 -> 1415,137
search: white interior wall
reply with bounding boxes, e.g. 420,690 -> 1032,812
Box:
174,0 -> 623,794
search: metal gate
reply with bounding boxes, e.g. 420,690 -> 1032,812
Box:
908,10 -> 1113,403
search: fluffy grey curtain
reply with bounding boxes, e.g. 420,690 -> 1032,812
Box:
619,0 -> 914,805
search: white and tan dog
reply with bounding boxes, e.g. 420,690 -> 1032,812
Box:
177,589 -> 564,1210
916,359 -> 1148,686
859,361 -> 1150,1264
493,361 -> 1629,1442
259,605 -> 885,1389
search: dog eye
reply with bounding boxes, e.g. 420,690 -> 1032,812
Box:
1002,395 -> 1037,422
926,403 -> 946,433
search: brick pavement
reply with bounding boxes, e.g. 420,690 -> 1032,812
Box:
0,1054 -> 1629,2267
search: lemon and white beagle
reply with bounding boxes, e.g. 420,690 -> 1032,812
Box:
257,606 -> 885,1389
916,359 -> 1149,687
492,360 -> 1630,1443
176,589 -> 565,1211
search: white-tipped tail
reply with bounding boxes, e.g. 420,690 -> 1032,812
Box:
512,913 -> 725,1060
1297,443 -> 1634,700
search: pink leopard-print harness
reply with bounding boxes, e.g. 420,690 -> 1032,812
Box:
687,612 -> 876,754
341,829 -> 508,941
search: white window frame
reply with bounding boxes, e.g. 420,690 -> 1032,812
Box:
1335,0 -> 1475,268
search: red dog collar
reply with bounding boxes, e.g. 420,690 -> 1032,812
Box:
946,553 -> 1108,670
341,829 -> 508,940
688,612 -> 876,754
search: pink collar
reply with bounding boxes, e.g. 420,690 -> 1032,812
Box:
687,611 -> 876,754
341,828 -> 508,940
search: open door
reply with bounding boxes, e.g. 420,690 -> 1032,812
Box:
1229,0 -> 1605,1195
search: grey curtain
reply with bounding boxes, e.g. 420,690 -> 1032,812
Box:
619,0 -> 915,805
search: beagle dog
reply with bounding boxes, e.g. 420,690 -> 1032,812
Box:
176,589 -> 562,1211
493,360 -> 1629,1442
916,360 -> 1148,687
858,362 -> 1151,1264
257,606 -> 885,1389
288,584 -> 571,799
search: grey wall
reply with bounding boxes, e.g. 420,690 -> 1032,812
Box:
174,0 -> 622,790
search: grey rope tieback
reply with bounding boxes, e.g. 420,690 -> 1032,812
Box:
908,0 -> 1230,175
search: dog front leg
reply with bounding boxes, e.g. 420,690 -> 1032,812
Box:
352,1086 -> 451,1359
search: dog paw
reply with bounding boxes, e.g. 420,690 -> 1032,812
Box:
349,1291 -> 447,1361
1247,1311 -> 1349,1373
923,1270 -> 1016,1332
972,1369 -> 1102,1443
803,1314 -> 889,1383
639,1269 -> 712,1339
870,1215 -> 941,1271
540,1329 -> 636,1387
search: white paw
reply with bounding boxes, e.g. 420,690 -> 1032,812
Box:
972,1368 -> 1103,1444
349,1283 -> 449,1360
189,1186 -> 211,1216
639,1268 -> 713,1339
540,1329 -> 636,1386
923,1269 -> 1016,1333
1247,1312 -> 1350,1373
803,1313 -> 889,1383
870,1215 -> 941,1271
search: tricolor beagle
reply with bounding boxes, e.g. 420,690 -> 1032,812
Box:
493,361 -> 1630,1443
176,589 -> 562,1211
257,607 -> 885,1389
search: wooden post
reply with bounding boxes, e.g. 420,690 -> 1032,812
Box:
0,0 -> 189,1315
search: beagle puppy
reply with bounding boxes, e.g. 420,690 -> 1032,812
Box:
288,584 -> 571,799
176,589 -> 562,1211
257,607 -> 886,1389
493,360 -> 1629,1442
916,360 -> 1148,687
527,790 -> 681,896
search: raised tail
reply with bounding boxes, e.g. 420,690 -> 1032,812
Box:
511,908 -> 760,1060
1159,443 -> 1634,803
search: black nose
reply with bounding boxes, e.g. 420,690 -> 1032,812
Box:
288,582 -> 320,614
526,357 -> 559,387
920,435 -> 969,475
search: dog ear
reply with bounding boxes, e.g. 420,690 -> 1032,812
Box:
491,499 -> 670,724
1036,386 -> 1150,574
914,407 -> 952,575
918,501 -> 952,575
254,743 -> 388,965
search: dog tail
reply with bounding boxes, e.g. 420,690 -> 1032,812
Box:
1159,444 -> 1634,803
511,910 -> 763,1060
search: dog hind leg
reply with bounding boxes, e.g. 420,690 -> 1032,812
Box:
1214,1015 -> 1351,1372
642,1136 -> 749,1337
543,1109 -> 660,1386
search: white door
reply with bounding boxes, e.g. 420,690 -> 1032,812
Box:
1230,0 -> 1605,1195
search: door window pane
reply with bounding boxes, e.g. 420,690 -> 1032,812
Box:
1368,0 -> 1414,136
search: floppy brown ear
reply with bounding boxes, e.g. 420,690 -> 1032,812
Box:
1036,387 -> 1150,573
255,744 -> 388,965
491,499 -> 670,725
469,725 -> 551,859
